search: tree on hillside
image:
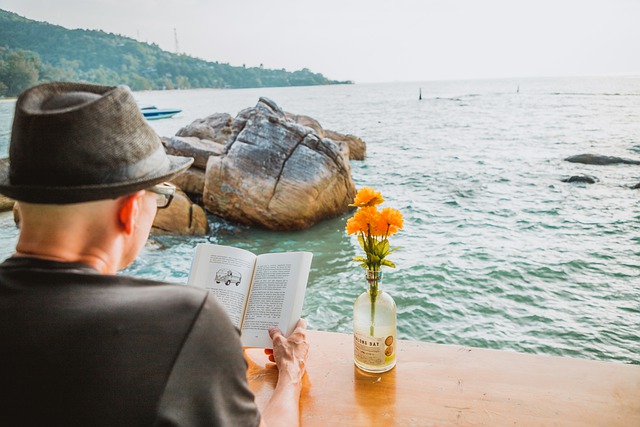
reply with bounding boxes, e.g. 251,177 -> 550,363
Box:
0,48 -> 41,96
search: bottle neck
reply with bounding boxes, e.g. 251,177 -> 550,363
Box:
366,270 -> 383,296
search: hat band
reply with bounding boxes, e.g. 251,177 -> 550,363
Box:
99,146 -> 171,184
9,145 -> 171,188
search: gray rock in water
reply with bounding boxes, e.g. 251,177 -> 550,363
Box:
176,113 -> 234,144
162,136 -> 224,170
203,97 -> 357,231
561,175 -> 598,184
565,154 -> 640,165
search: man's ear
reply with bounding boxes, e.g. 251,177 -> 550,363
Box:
118,192 -> 144,234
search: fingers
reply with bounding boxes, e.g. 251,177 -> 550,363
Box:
268,318 -> 307,341
293,318 -> 307,333
264,319 -> 310,381
267,319 -> 308,355
268,325 -> 282,340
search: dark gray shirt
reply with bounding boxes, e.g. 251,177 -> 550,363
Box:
0,257 -> 261,426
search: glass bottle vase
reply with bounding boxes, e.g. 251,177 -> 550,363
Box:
353,270 -> 397,373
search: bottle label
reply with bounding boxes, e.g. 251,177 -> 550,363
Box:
354,332 -> 395,366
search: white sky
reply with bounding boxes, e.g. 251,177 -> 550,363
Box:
1,0 -> 639,83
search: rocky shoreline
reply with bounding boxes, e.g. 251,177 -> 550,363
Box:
159,97 -> 365,233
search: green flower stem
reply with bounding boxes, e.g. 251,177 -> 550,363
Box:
367,269 -> 381,336
369,288 -> 377,336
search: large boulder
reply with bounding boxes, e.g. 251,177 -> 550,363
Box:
203,97 -> 357,231
287,113 -> 366,160
152,187 -> 209,236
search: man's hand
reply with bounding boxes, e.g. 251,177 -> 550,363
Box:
260,319 -> 309,427
265,319 -> 309,385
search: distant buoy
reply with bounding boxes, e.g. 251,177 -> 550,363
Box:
419,88 -> 422,100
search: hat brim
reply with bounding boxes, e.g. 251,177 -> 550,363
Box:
0,155 -> 194,204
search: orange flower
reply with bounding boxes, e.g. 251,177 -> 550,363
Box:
350,187 -> 384,207
355,205 -> 379,223
379,207 -> 404,236
346,206 -> 380,235
346,216 -> 367,235
370,212 -> 390,237
345,187 -> 403,271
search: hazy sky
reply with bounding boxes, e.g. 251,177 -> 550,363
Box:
1,0 -> 639,83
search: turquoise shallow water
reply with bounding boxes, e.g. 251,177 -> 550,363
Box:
1,76 -> 639,364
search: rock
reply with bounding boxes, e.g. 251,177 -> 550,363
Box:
175,112 -> 234,144
203,97 -> 357,231
565,154 -> 640,165
162,136 -> 225,170
287,113 -> 325,136
12,203 -> 20,228
287,113 -> 367,160
152,187 -> 209,236
561,175 -> 598,184
171,167 -> 206,196
324,129 -> 366,161
0,194 -> 15,212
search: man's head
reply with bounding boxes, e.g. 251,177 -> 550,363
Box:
0,82 -> 194,273
0,81 -> 193,204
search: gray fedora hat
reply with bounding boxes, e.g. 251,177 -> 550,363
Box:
0,81 -> 194,204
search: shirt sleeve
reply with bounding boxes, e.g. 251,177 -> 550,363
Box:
153,293 -> 261,427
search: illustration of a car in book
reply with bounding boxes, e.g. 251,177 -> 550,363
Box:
215,269 -> 242,286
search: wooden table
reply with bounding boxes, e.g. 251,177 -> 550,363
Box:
245,330 -> 640,426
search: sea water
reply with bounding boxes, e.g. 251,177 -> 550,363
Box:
1,76 -> 639,364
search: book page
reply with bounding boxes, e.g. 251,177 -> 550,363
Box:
187,244 -> 257,328
241,252 -> 313,348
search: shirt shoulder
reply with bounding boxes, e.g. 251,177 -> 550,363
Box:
155,294 -> 261,427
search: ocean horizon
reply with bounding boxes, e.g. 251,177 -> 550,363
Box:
1,75 -> 639,365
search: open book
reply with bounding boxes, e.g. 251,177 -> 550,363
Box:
187,243 -> 313,348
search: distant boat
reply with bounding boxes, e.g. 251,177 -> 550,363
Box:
140,105 -> 182,120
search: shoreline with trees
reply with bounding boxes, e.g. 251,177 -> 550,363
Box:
0,9 -> 351,98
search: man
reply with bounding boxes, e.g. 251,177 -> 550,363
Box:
0,82 -> 309,426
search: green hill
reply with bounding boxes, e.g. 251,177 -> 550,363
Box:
0,9 -> 350,97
